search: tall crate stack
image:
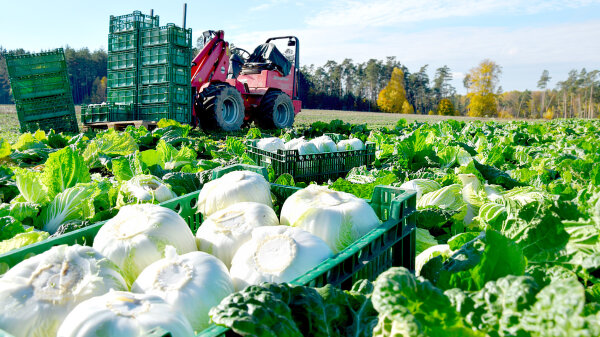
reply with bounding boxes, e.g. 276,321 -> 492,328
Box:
4,48 -> 78,133
104,11 -> 160,122
138,23 -> 192,123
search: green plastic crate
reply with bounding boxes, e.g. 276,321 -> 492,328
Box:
107,51 -> 137,71
107,69 -> 137,88
139,45 -> 191,67
108,32 -> 138,52
247,140 -> 376,183
9,73 -> 71,100
19,113 -> 78,134
0,164 -> 415,336
4,48 -> 67,79
109,10 -> 159,34
139,24 -> 192,48
81,103 -> 133,124
139,65 -> 190,86
137,103 -> 191,123
138,84 -> 190,105
107,87 -> 137,105
15,94 -> 74,121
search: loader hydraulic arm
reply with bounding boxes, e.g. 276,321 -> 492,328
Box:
191,30 -> 230,89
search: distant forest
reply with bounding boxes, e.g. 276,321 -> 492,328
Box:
0,47 -> 598,119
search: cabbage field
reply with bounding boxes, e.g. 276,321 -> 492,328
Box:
0,117 -> 600,336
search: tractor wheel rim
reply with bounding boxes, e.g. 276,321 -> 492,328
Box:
275,103 -> 289,126
223,98 -> 239,124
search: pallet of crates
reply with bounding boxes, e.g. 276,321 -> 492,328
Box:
80,103 -> 134,124
4,48 -> 78,133
0,164 -> 416,337
137,23 -> 192,124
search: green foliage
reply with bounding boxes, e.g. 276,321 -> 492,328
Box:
329,167 -> 398,199
436,230 -> 526,291
210,281 -> 377,337
0,216 -> 24,241
372,267 -> 481,337
246,128 -> 262,139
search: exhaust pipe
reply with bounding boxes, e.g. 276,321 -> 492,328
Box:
182,3 -> 187,29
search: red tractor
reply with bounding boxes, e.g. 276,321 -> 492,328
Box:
191,30 -> 301,131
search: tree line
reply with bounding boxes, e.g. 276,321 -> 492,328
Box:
301,57 -> 599,119
1,46 -> 598,119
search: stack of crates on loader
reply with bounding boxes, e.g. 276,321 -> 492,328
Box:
85,10 -> 162,124
4,48 -> 78,133
137,23 -> 192,123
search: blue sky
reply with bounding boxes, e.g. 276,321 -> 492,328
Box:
1,0 -> 599,93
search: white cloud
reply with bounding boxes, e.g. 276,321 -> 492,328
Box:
249,0 -> 289,12
306,0 -> 599,27
250,3 -> 273,11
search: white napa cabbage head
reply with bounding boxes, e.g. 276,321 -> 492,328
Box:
196,170 -> 272,217
309,135 -> 337,153
56,290 -> 194,337
0,244 -> 128,337
256,137 -> 285,153
131,246 -> 234,331
229,225 -> 333,291
93,203 -> 197,286
336,138 -> 365,151
196,202 -> 280,268
280,185 -> 381,253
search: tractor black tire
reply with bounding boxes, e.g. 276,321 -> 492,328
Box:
197,84 -> 245,131
255,91 -> 295,129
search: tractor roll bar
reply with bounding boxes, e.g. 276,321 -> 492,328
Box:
266,36 -> 300,100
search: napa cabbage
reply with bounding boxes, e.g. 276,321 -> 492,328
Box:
417,184 -> 465,211
257,137 -> 285,153
196,170 -> 272,217
117,174 -> 176,207
229,226 -> 333,291
285,138 -> 320,155
0,245 -> 128,337
56,291 -> 194,337
196,202 -> 279,268
309,135 -> 337,153
337,138 -> 365,151
93,204 -> 197,285
131,246 -> 234,331
400,179 -> 442,200
280,185 -> 380,253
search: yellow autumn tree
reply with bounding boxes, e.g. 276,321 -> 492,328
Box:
466,59 -> 502,117
543,107 -> 554,120
401,101 -> 414,114
437,98 -> 456,116
377,67 -> 407,113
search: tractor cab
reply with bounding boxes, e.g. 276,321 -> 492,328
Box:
240,43 -> 292,76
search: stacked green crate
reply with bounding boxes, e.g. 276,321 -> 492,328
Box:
81,103 -> 134,124
138,24 -> 192,123
5,48 -> 78,133
105,11 -> 159,121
